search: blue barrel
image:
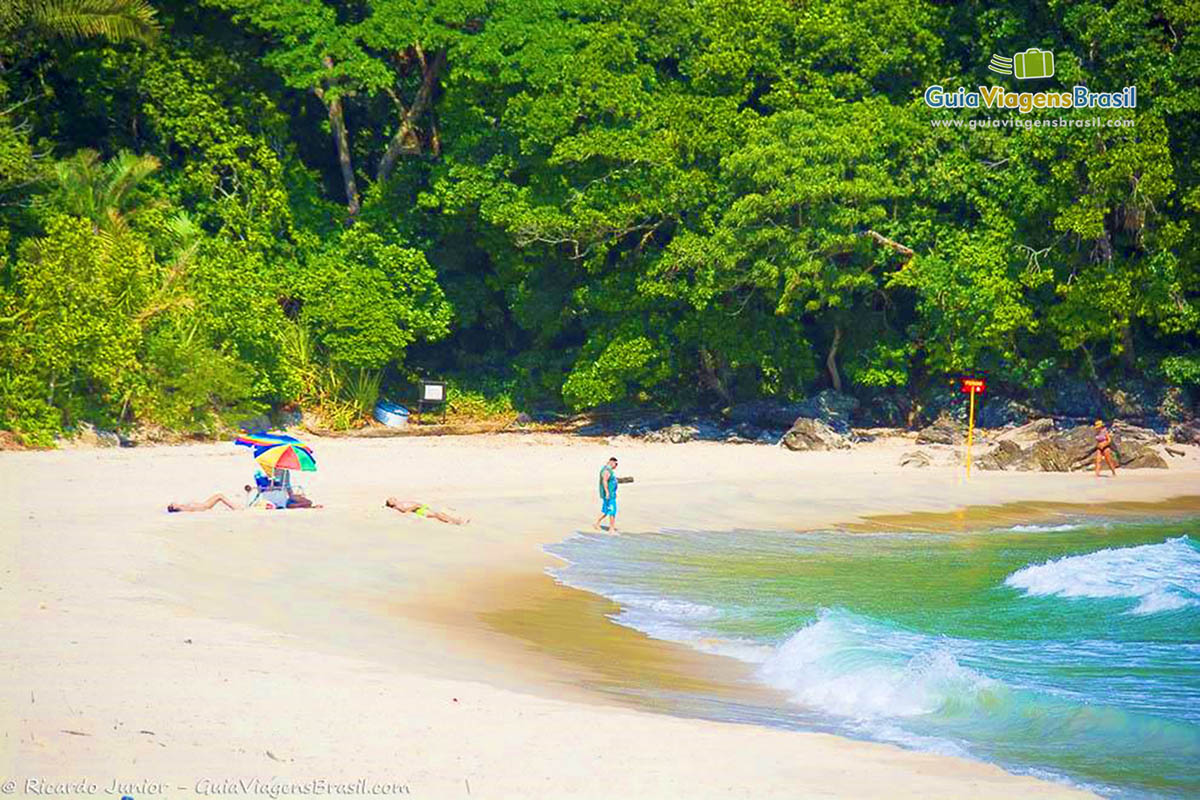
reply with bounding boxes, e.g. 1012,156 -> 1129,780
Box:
374,401 -> 410,427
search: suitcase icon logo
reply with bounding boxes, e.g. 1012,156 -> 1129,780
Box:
989,48 -> 1055,80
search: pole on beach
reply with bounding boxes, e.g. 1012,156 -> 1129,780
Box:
967,390 -> 976,477
960,378 -> 986,478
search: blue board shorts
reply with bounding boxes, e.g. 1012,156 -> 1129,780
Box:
601,496 -> 618,517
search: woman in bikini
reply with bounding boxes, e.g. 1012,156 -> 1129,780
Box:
167,493 -> 240,513
384,497 -> 468,525
1094,420 -> 1118,477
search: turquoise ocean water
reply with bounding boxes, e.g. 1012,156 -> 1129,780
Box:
545,519 -> 1200,798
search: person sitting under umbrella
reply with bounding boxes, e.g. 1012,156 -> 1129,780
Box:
284,487 -> 321,509
384,497 -> 468,525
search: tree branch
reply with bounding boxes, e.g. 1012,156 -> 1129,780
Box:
377,47 -> 447,182
860,229 -> 915,262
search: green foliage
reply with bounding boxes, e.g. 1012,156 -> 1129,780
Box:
441,376 -> 516,420
299,226 -> 452,370
47,148 -> 162,232
562,333 -> 672,410
3,0 -> 1200,442
135,323 -> 262,431
1161,355 -> 1200,386
2,0 -> 159,47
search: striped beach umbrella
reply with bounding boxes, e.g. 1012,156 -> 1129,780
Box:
234,431 -> 317,474
254,441 -> 317,473
234,431 -> 306,450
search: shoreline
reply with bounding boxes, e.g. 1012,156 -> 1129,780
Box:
6,434 -> 1199,797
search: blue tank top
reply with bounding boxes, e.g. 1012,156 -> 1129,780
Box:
599,466 -> 617,499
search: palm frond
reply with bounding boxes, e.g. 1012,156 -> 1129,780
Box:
31,0 -> 160,45
164,210 -> 201,245
102,149 -> 160,213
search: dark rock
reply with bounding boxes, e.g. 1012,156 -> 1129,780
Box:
728,400 -> 808,430
1045,376 -> 1105,419
975,440 -> 1032,471
782,418 -> 850,451
693,420 -> 727,441
723,422 -> 770,444
975,399 -> 1034,429
272,408 -> 303,428
576,421 -> 619,437
237,414 -> 273,433
859,393 -> 911,428
899,450 -> 932,468
1110,421 -> 1163,445
995,418 -> 1057,445
624,414 -> 678,438
1123,448 -> 1169,469
1169,423 -> 1199,445
1105,379 -> 1160,419
645,423 -> 698,444
72,423 -> 120,448
515,412 -> 533,425
916,414 -> 964,445
793,390 -> 860,433
1031,424 -> 1166,471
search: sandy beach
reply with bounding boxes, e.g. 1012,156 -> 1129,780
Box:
4,432 -> 1199,799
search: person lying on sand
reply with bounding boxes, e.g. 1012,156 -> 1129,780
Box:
167,493 -> 239,513
384,497 -> 468,525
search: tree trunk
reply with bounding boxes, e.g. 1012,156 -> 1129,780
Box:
326,93 -> 359,217
377,47 -> 446,182
1121,323 -> 1136,370
314,57 -> 360,218
826,325 -> 842,393
698,348 -> 732,405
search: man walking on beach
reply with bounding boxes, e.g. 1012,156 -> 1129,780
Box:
594,456 -> 619,533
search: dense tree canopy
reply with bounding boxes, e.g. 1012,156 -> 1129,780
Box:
1,0 -> 1198,443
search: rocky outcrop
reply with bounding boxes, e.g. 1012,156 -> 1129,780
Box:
916,414 -> 964,445
1169,423 -> 1199,444
899,450 -> 932,468
70,422 -> 120,448
735,390 -> 860,434
975,439 -> 1033,471
782,418 -> 850,451
995,417 -> 1056,445
794,390 -> 859,433
975,399 -> 1034,429
727,400 -> 808,430
643,423 -> 697,444
978,423 -> 1168,471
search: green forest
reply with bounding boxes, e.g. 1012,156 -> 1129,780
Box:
1,0 -> 1198,445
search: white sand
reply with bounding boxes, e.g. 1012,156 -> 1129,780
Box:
4,432 -> 1197,798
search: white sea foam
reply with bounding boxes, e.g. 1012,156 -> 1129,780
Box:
756,609 -> 995,720
1004,536 -> 1200,614
1008,523 -> 1083,533
601,592 -> 774,662
608,594 -> 721,621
